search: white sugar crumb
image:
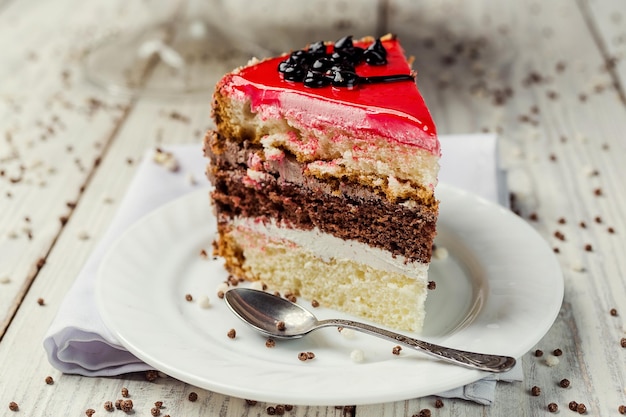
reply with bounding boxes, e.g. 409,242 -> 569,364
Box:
157,371 -> 168,379
582,165 -> 596,177
198,295 -> 211,309
102,196 -> 114,204
339,328 -> 357,339
545,355 -> 560,367
433,246 -> 449,260
350,349 -> 365,363
0,276 -> 10,284
249,281 -> 264,291
153,148 -> 179,172
216,282 -> 229,294
571,261 -> 586,272
7,230 -> 18,239
77,230 -> 89,240
185,173 -> 197,185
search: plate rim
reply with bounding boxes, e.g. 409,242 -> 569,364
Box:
96,183 -> 563,405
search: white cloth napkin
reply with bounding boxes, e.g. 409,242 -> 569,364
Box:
44,135 -> 521,404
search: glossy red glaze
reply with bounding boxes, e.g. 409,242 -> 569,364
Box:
218,37 -> 438,154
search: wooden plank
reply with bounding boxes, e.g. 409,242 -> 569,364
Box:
356,0 -> 626,416
579,0 -> 626,103
0,0 -> 136,337
215,0 -> 382,53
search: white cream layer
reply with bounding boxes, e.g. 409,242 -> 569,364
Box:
231,217 -> 429,281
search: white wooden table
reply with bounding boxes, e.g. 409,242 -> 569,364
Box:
1,0 -> 625,416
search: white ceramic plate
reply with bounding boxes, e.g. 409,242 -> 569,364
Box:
96,184 -> 563,406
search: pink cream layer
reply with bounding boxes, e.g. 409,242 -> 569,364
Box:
217,38 -> 440,156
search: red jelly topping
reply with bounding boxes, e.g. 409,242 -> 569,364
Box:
220,36 -> 438,153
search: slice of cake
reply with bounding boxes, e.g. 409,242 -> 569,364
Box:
205,34 -> 440,332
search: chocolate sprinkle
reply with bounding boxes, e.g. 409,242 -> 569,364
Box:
145,370 -> 159,381
120,400 -> 133,413
547,403 -> 558,412
416,409 -> 431,417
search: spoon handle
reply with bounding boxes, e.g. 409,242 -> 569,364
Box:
318,319 -> 516,373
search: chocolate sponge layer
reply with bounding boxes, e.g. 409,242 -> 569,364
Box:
205,135 -> 437,264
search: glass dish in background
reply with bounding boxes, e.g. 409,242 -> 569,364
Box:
82,0 -> 380,98
82,0 -> 271,98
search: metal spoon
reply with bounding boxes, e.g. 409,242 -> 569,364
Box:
224,288 -> 516,373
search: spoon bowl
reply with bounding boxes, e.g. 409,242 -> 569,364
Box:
225,287 -> 316,339
224,288 -> 516,373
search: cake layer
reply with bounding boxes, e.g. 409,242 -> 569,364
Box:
206,137 -> 437,264
213,93 -> 440,196
215,224 -> 428,332
205,130 -> 437,204
212,35 -> 440,193
230,217 -> 429,278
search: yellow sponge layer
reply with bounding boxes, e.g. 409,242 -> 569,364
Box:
218,227 -> 428,333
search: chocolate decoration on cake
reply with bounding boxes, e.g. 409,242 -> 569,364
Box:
278,35 -> 414,88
